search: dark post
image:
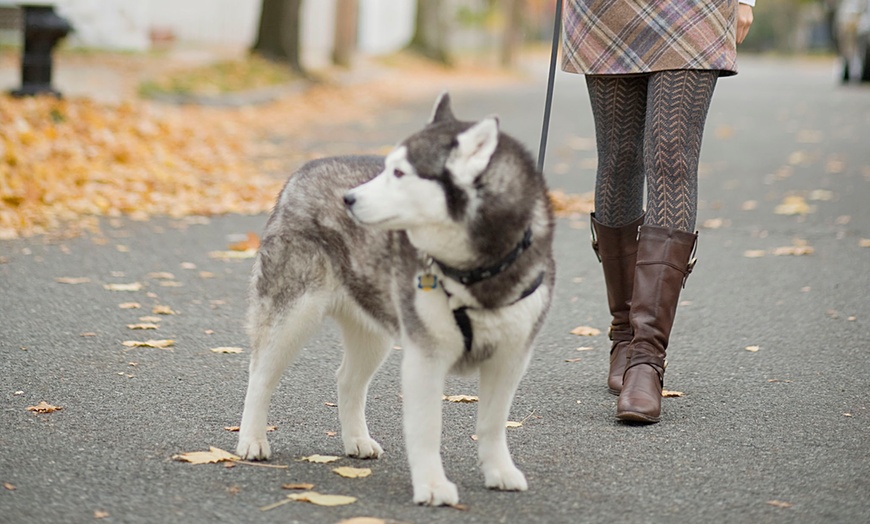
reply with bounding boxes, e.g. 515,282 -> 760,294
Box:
11,4 -> 72,98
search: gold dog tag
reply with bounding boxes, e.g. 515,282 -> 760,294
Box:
417,274 -> 438,291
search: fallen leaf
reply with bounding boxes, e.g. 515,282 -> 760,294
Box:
808,189 -> 834,201
859,239 -> 870,248
741,200 -> 758,211
152,305 -> 176,315
325,430 -> 337,437
444,394 -> 478,403
223,425 -> 276,432
94,510 -> 110,519
199,271 -> 216,279
4,483 -> 16,490
80,332 -> 97,337
211,346 -> 243,354
26,401 -> 62,413
576,346 -> 594,351
299,454 -> 341,464
282,483 -> 315,490
209,250 -> 257,259
138,316 -> 162,322
771,246 -> 814,256
104,282 -> 143,292
159,281 -> 183,287
181,262 -> 197,269
287,491 -> 357,506
743,250 -> 766,258
766,500 -> 793,509
774,195 -> 813,216
55,277 -> 90,284
564,357 -> 583,363
324,402 -> 338,408
661,389 -> 683,398
505,421 -> 523,428
571,326 -> 602,336
147,272 -> 176,280
127,323 -> 158,330
701,218 -> 724,229
122,339 -> 174,349
843,413 -> 853,417
229,232 -> 261,251
548,190 -> 594,217
119,302 -> 141,309
745,345 -> 760,352
173,446 -> 239,464
333,466 -> 372,479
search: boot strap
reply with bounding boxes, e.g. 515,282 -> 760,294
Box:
609,326 -> 633,343
625,353 -> 666,385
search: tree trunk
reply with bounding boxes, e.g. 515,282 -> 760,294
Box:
409,0 -> 451,64
333,0 -> 358,67
500,0 -> 524,68
252,0 -> 305,75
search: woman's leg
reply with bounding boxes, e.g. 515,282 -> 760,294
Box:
617,69 -> 718,423
584,75 -> 648,393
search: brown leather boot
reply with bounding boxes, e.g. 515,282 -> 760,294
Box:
616,225 -> 697,423
590,213 -> 644,395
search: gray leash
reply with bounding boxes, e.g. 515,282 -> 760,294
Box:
537,0 -> 563,173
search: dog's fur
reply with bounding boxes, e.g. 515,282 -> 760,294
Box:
236,93 -> 555,506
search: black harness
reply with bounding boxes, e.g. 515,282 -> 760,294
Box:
422,228 -> 546,352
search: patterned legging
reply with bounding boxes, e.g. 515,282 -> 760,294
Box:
585,69 -> 719,233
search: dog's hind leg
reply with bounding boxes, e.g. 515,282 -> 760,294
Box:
335,311 -> 391,459
402,346 -> 459,506
476,349 -> 532,491
237,296 -> 327,460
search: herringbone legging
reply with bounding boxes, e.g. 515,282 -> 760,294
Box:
585,70 -> 718,232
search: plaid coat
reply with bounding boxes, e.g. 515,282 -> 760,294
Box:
561,0 -> 738,76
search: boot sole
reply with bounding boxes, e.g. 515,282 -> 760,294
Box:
616,410 -> 661,424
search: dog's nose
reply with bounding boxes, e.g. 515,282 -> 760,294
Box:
343,193 -> 356,207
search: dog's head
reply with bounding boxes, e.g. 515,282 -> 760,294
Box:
344,93 -> 534,237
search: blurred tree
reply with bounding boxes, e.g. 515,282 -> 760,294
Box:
252,0 -> 304,75
500,0 -> 525,67
333,0 -> 358,67
409,0 -> 451,64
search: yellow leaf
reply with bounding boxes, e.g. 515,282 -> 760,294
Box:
104,282 -> 143,292
223,425 -> 276,432
55,277 -> 90,284
26,401 -> 62,413
146,272 -> 176,279
122,339 -> 174,349
299,454 -> 341,464
771,246 -> 814,256
745,345 -> 760,352
152,305 -> 176,315
332,466 -> 372,478
282,483 -> 315,490
571,326 -> 601,336
287,491 -> 357,506
127,323 -> 158,330
138,316 -> 162,323
118,302 -> 141,309
173,446 -> 239,464
94,510 -> 110,519
211,346 -> 244,354
505,421 -> 523,428
774,196 -> 812,216
444,394 -> 478,403
661,389 -> 683,398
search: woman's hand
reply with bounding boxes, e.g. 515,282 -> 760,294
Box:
736,3 -> 754,44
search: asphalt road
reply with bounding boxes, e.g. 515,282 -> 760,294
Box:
1,55 -> 868,524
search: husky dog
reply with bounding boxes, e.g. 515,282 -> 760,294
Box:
237,93 -> 555,506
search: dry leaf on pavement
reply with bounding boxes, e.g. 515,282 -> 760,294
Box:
104,282 -> 143,292
288,491 -> 357,506
3,483 -> 15,491
173,446 -> 239,464
771,246 -> 814,256
282,483 -> 315,490
223,425 -> 276,432
774,195 -> 813,216
444,394 -> 478,403
26,401 -> 62,413
229,232 -> 260,251
119,302 -> 141,309
152,305 -> 176,315
571,326 -> 602,336
745,345 -> 760,352
122,339 -> 174,349
211,347 -> 244,354
209,249 -> 257,260
55,277 -> 90,284
299,454 -> 341,464
333,466 -> 372,479
661,390 -> 683,398
766,500 -> 793,509
743,250 -> 766,258
127,323 -> 158,330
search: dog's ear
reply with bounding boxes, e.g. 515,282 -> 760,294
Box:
429,92 -> 456,125
449,117 -> 499,183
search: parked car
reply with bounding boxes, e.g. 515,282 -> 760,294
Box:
835,0 -> 870,82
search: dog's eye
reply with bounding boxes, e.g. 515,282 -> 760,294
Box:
393,169 -> 405,179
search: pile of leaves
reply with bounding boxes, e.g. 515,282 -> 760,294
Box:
0,95 -> 283,239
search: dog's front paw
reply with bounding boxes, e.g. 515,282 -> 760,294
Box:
482,463 -> 528,491
343,436 -> 383,459
236,437 -> 271,461
412,479 -> 459,506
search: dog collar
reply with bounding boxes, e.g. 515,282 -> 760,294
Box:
434,228 -> 533,286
